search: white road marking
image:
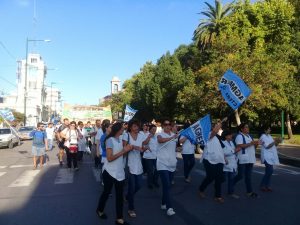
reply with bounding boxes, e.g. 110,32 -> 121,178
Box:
92,168 -> 101,182
8,170 -> 40,187
54,168 -> 74,184
252,169 -> 279,176
10,165 -> 33,168
0,172 -> 7,177
0,166 -> 7,169
276,167 -> 300,175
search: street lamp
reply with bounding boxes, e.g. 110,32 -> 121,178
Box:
24,38 -> 50,126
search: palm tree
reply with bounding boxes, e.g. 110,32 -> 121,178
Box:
193,0 -> 234,51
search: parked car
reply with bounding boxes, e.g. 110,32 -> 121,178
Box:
18,126 -> 35,140
0,128 -> 20,149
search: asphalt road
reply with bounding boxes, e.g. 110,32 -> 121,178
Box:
0,141 -> 299,225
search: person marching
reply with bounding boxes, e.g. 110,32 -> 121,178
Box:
56,118 -> 70,167
60,121 -> 82,171
142,124 -> 159,189
96,122 -> 133,225
77,121 -> 87,162
259,126 -> 280,192
233,123 -> 260,198
221,130 -> 240,199
157,119 -> 178,216
199,122 -> 225,203
122,119 -> 146,218
179,122 -> 196,183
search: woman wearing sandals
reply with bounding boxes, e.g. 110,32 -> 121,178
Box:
259,126 -> 280,192
96,122 -> 133,225
199,122 -> 225,203
233,123 -> 260,198
157,119 -> 178,216
122,119 -> 146,218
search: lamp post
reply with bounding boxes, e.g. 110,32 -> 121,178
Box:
24,38 -> 50,126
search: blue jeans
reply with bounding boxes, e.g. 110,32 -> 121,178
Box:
182,154 -> 195,179
260,162 -> 273,188
144,159 -> 159,186
47,139 -> 53,150
159,170 -> 174,209
127,173 -> 142,210
223,171 -> 236,194
233,163 -> 254,193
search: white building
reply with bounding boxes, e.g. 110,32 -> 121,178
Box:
0,53 -> 60,126
44,87 -> 62,118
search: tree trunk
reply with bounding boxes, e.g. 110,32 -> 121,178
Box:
235,110 -> 241,126
286,112 -> 293,139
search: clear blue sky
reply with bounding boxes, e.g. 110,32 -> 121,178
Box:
0,0 -> 231,105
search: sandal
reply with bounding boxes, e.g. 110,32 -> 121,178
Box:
214,197 -> 225,203
115,219 -> 130,225
128,210 -> 137,218
96,210 -> 107,219
247,192 -> 258,198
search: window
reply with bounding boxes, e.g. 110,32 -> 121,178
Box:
0,129 -> 11,134
31,58 -> 37,63
114,84 -> 118,92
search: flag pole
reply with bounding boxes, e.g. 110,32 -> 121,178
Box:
0,114 -> 21,139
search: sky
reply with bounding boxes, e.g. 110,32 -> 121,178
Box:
0,0 -> 231,105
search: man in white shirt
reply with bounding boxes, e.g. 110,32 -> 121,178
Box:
45,123 -> 55,151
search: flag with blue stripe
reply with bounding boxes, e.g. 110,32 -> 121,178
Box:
180,114 -> 211,145
0,109 -> 15,122
123,105 -> 138,122
218,70 -> 252,110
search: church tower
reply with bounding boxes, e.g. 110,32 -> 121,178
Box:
111,76 -> 121,94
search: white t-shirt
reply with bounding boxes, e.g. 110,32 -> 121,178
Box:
143,134 -> 158,159
180,137 -> 195,154
260,134 -> 280,165
202,134 -> 225,164
62,128 -> 79,147
46,127 -> 55,140
235,133 -> 256,164
103,137 -> 125,181
123,133 -> 144,175
222,140 -> 237,172
156,131 -> 177,172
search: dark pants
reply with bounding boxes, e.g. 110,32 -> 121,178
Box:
199,159 -> 224,198
66,149 -> 78,169
223,171 -> 236,194
233,163 -> 254,193
260,162 -> 273,188
77,151 -> 84,161
144,159 -> 159,186
97,171 -> 124,219
126,173 -> 142,210
182,154 -> 195,179
159,170 -> 173,209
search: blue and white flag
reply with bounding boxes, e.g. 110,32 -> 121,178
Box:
180,114 -> 211,146
218,70 -> 252,110
123,105 -> 138,122
0,109 -> 15,122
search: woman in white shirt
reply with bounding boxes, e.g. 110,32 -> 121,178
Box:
233,123 -> 260,198
77,121 -> 87,162
61,121 -> 82,171
157,119 -> 178,216
179,123 -> 196,183
259,126 -> 280,192
199,122 -> 225,203
122,119 -> 146,218
96,122 -> 133,225
221,130 -> 240,199
143,124 -> 159,189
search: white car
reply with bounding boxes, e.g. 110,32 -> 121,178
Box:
0,128 -> 20,149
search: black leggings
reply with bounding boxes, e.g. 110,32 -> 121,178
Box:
199,159 -> 224,198
65,149 -> 78,169
97,170 -> 124,219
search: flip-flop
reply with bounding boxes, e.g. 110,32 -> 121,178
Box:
128,211 -> 137,218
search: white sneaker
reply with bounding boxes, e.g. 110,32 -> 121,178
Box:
161,205 -> 167,210
167,208 -> 175,216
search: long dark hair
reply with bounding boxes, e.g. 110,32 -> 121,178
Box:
127,119 -> 140,133
238,123 -> 248,133
101,119 -> 111,133
104,122 -> 123,143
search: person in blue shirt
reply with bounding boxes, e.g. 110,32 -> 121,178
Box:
30,122 -> 48,169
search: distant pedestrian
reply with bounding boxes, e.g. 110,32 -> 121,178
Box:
123,119 -> 146,218
77,121 -> 87,162
30,122 -> 48,169
199,122 -> 225,203
143,124 -> 159,189
221,130 -> 240,199
259,126 -> 280,192
45,122 -> 55,151
96,122 -> 133,225
157,119 -> 178,216
56,118 -> 70,167
179,123 -> 196,183
233,123 -> 260,198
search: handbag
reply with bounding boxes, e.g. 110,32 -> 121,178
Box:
69,144 -> 78,153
